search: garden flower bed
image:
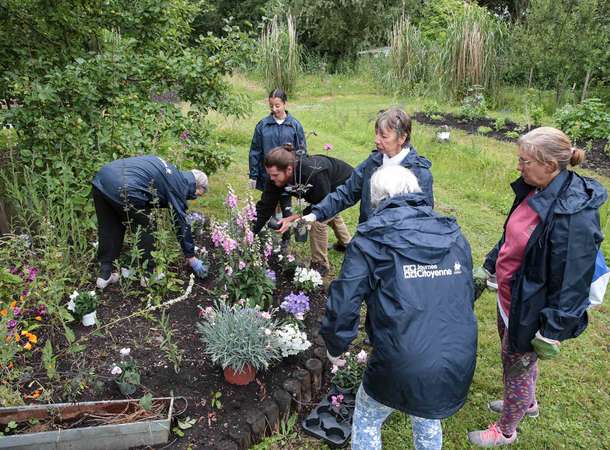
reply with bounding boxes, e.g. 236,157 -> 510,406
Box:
414,111 -> 610,177
0,190 -> 343,449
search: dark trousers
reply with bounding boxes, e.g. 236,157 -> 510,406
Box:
92,187 -> 156,275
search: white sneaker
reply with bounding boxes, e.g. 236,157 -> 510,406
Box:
140,272 -> 166,288
487,274 -> 498,291
96,272 -> 119,289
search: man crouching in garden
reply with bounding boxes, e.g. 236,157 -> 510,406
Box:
320,165 -> 478,450
92,155 -> 209,289
252,144 -> 353,277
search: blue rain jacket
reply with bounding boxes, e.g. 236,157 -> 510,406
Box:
311,145 -> 433,224
92,155 -> 198,257
248,113 -> 307,190
484,170 -> 607,352
320,194 -> 477,419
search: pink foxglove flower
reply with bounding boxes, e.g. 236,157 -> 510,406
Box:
224,190 -> 238,209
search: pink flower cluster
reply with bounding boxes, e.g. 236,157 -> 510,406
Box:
242,200 -> 257,222
331,394 -> 344,408
211,224 -> 237,255
224,190 -> 238,209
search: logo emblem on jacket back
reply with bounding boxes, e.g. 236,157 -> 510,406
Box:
403,262 -> 461,279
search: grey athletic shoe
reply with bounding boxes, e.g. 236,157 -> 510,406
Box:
486,273 -> 498,291
468,423 -> 517,447
488,400 -> 539,418
96,272 -> 119,290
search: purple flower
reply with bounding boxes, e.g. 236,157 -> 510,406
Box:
224,190 -> 238,209
188,212 -> 205,224
264,242 -> 273,259
324,143 -> 333,151
27,267 -> 38,282
280,291 -> 310,318
239,260 -> 246,270
245,230 -> 254,245
265,269 -> 276,282
179,130 -> 190,141
12,307 -> 21,317
7,320 -> 17,329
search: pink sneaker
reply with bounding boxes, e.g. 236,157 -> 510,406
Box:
468,423 -> 517,447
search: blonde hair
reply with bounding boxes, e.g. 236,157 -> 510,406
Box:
518,127 -> 585,170
370,165 -> 421,208
191,169 -> 208,193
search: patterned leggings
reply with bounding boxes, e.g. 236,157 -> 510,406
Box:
351,385 -> 442,450
497,314 -> 538,435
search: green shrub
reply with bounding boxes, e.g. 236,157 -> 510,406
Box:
494,117 -> 507,130
505,130 -> 520,139
477,126 -> 493,134
554,98 -> 610,141
459,86 -> 488,120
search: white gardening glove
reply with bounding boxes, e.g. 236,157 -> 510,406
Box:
249,179 -> 257,189
302,213 -> 317,223
327,350 -> 346,368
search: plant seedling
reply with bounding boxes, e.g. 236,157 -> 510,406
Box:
210,391 -> 222,410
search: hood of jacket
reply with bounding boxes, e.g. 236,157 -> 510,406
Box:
357,193 -> 461,265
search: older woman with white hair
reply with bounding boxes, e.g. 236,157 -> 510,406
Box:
92,155 -> 209,288
320,165 -> 478,450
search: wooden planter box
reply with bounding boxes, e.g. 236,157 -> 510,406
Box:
0,397 -> 174,450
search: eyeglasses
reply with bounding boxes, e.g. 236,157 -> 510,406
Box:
518,156 -> 535,166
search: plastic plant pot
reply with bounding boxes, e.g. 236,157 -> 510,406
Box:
294,225 -> 308,243
81,311 -> 97,327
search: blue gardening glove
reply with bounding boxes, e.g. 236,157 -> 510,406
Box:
531,331 -> 560,360
189,258 -> 208,279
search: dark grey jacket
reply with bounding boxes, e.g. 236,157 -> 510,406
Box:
320,194 -> 477,419
484,170 -> 607,352
92,155 -> 197,257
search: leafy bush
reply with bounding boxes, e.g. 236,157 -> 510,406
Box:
554,98 -> 610,141
494,117 -> 508,130
477,126 -> 493,134
459,86 -> 488,120
67,291 -> 98,319
197,303 -> 280,373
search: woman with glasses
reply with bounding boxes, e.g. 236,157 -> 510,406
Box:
468,127 -> 607,447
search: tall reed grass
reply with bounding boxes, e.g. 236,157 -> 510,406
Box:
441,4 -> 505,99
258,15 -> 300,94
384,16 -> 428,94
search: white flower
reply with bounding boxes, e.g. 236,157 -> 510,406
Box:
121,267 -> 134,278
294,312 -> 304,321
357,350 -> 368,364
69,290 -> 79,301
92,241 -> 98,249
88,290 -> 96,298
260,311 -> 272,320
111,365 -> 122,375
264,328 -> 272,336
331,365 -> 339,374
66,299 -> 76,312
120,347 -> 131,357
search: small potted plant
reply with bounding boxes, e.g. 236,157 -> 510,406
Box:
197,303 -> 280,385
110,347 -> 141,396
331,350 -> 368,394
67,290 -> 98,327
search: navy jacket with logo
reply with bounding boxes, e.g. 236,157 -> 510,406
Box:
311,145 -> 434,224
320,193 -> 477,419
484,170 -> 607,352
248,113 -> 307,190
92,155 -> 198,257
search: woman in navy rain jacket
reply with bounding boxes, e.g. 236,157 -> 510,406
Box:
321,165 -> 477,450
92,155 -> 209,289
468,127 -> 607,447
304,107 -> 433,226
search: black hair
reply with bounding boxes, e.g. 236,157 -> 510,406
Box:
268,88 -> 288,103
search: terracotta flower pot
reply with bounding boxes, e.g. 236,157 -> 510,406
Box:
223,365 -> 256,385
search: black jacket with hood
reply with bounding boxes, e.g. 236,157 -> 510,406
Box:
92,155 -> 198,257
320,193 -> 477,419
484,170 -> 607,352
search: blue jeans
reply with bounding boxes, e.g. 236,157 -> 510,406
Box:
351,385 -> 442,450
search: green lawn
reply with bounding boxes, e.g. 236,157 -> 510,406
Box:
199,73 -> 610,450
